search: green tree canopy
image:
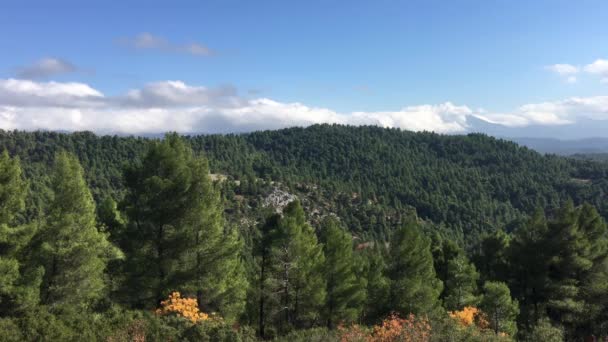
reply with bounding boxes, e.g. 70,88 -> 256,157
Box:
319,217 -> 365,329
480,281 -> 519,336
37,152 -> 121,308
0,151 -> 40,314
387,216 -> 443,315
269,200 -> 326,332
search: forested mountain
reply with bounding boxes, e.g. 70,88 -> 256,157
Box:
1,125 -> 607,244
2,125 -> 608,341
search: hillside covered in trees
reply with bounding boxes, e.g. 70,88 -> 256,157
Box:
1,125 -> 608,341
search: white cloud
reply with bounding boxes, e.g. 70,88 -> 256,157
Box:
119,81 -> 242,108
2,78 -> 608,135
0,79 -> 471,134
16,58 -> 78,79
351,102 -> 471,132
0,79 -> 103,108
119,33 -> 213,57
585,59 -> 608,83
546,63 -> 579,75
545,63 -> 579,83
476,96 -> 608,127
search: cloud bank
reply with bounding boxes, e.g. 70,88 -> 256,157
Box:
1,78 -> 608,135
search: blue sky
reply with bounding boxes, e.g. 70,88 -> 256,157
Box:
1,0 -> 608,137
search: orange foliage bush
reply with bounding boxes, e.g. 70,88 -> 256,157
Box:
155,292 -> 210,323
372,314 -> 431,342
449,306 -> 489,330
338,324 -> 369,342
339,314 -> 431,342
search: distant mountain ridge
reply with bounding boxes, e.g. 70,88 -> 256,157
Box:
506,137 -> 608,155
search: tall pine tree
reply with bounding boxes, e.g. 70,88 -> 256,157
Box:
319,217 -> 365,329
252,213 -> 281,338
0,151 -> 40,315
121,134 -> 247,317
356,243 -> 390,324
269,200 -> 325,332
443,254 -> 479,310
546,201 -> 608,337
508,208 -> 551,327
480,281 -> 519,336
37,152 -> 121,308
387,216 -> 442,315
180,154 -> 247,321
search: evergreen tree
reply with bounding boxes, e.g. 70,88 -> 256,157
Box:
479,281 -> 519,336
269,200 -> 325,332
546,201 -> 608,337
97,196 -> 126,299
443,254 -> 479,310
357,243 -> 390,324
473,229 -> 510,283
431,235 -> 463,293
97,196 -> 125,239
319,217 -> 365,329
122,134 -> 247,317
121,134 -> 195,307
0,151 -> 40,314
37,152 -> 121,308
181,155 -> 247,321
508,208 -> 551,327
387,216 -> 442,315
252,213 -> 281,338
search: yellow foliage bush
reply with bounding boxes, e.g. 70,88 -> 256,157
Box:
155,292 -> 210,323
449,306 -> 489,329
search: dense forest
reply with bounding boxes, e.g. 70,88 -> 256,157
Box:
1,125 -> 608,341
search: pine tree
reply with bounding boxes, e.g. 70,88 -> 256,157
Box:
252,213 -> 281,338
122,134 -> 247,317
181,155 -> 247,321
443,254 -> 479,310
357,244 -> 390,324
38,152 -> 121,308
387,216 -> 442,315
319,217 -> 365,329
121,135 -> 193,307
508,208 -> 550,327
431,235 -> 463,292
473,229 -> 510,283
269,200 -> 325,332
479,281 -> 519,336
0,151 -> 40,314
546,201 -> 608,337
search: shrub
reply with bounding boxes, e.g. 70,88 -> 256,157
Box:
338,313 -> 432,342
155,291 -> 210,323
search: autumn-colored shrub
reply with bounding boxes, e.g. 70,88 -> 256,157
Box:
338,323 -> 369,342
155,292 -> 210,323
338,314 -> 431,342
371,314 -> 431,342
449,306 -> 488,330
